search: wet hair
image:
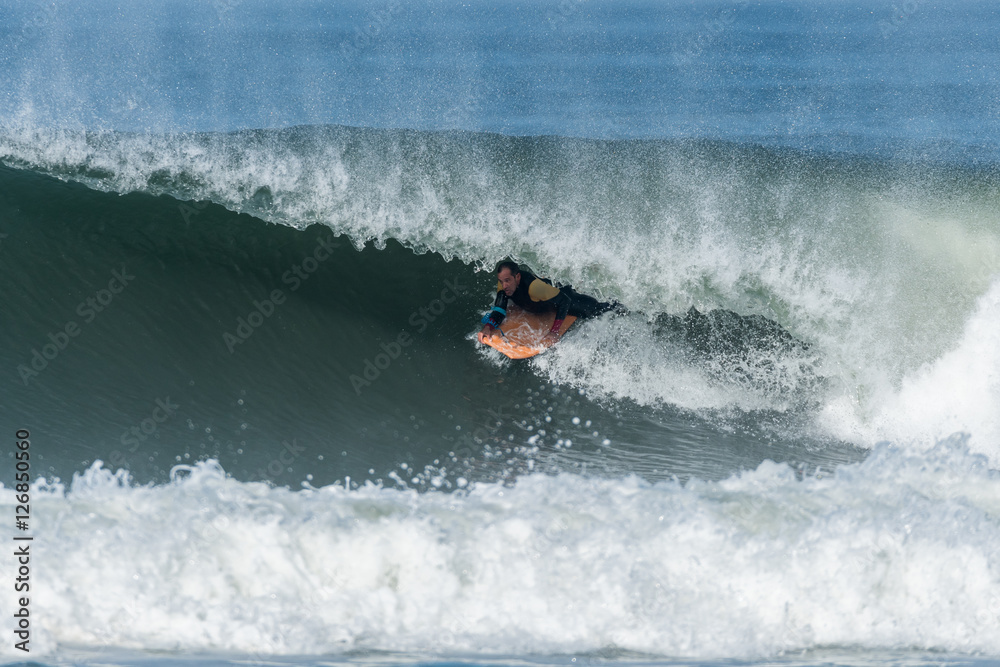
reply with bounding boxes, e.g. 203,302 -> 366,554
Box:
496,260 -> 520,276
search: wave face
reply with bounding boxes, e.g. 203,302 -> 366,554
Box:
3,125 -> 999,462
2,438 -> 1000,661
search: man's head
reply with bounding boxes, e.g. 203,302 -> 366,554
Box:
496,260 -> 521,296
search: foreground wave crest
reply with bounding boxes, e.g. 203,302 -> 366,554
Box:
2,435 -> 998,660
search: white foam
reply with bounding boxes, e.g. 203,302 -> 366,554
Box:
822,278 -> 1000,461
2,440 -> 999,660
530,313 -> 816,413
4,124 -> 1000,451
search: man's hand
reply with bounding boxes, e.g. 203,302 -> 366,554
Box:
542,330 -> 560,346
478,325 -> 495,344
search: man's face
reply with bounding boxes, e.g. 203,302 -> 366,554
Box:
498,267 -> 520,296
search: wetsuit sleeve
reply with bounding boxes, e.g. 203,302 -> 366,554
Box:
528,279 -> 571,332
481,283 -> 509,328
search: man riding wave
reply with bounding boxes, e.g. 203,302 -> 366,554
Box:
477,261 -> 619,346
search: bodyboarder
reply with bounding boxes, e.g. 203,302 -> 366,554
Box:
477,261 -> 619,347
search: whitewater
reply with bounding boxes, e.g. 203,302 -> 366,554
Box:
3,438 -> 1000,660
2,1 -> 1000,665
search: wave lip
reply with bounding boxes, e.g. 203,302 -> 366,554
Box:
2,436 -> 999,660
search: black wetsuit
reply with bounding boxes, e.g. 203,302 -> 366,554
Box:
481,270 -> 615,330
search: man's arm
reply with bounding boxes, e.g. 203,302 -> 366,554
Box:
482,289 -> 509,329
478,289 -> 509,343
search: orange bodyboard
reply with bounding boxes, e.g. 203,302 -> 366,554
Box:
480,309 -> 577,359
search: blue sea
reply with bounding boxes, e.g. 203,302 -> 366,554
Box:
2,1 -> 1000,665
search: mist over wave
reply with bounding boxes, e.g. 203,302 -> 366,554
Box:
2,124 -> 998,459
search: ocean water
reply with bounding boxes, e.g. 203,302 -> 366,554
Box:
1,1 -> 1000,665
